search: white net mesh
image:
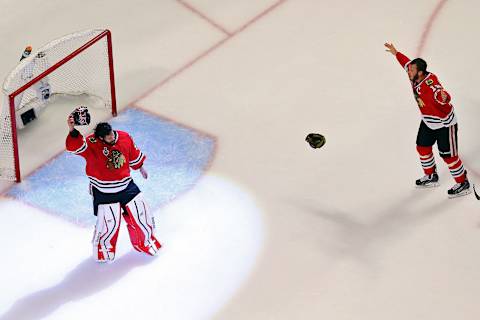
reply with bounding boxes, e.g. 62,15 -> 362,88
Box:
0,29 -> 114,181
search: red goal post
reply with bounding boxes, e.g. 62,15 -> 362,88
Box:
0,29 -> 117,182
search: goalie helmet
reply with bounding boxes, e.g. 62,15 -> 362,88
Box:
71,106 -> 91,126
305,133 -> 326,149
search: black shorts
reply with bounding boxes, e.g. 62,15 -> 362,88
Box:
92,180 -> 141,216
416,121 -> 458,158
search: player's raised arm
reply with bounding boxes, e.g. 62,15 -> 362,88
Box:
384,42 -> 398,55
385,42 -> 411,69
65,115 -> 87,155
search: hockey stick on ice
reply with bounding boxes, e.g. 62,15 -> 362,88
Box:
473,184 -> 480,200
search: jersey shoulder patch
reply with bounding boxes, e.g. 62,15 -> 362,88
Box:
89,137 -> 97,143
425,79 -> 434,85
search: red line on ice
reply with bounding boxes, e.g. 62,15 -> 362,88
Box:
131,0 -> 287,105
416,0 -> 448,56
176,0 -> 232,36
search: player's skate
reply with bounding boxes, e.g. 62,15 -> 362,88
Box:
447,179 -> 471,198
415,172 -> 439,188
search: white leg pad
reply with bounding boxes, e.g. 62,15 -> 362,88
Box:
92,203 -> 122,263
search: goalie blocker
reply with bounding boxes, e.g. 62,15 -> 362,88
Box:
92,181 -> 161,262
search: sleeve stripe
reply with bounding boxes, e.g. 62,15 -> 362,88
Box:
129,152 -> 144,163
129,153 -> 145,166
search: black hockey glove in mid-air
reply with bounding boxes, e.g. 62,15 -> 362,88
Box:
305,133 -> 326,149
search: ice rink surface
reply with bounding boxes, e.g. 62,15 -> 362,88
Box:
1,0 -> 480,319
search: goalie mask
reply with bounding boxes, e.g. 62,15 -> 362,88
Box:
71,106 -> 91,126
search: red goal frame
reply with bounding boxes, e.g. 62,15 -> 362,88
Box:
7,29 -> 117,182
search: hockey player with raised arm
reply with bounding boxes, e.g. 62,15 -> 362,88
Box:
66,114 -> 161,262
385,42 -> 470,198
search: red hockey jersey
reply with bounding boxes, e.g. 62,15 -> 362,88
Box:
396,52 -> 456,129
66,130 -> 146,193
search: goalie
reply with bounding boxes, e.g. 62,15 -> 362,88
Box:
66,110 -> 161,263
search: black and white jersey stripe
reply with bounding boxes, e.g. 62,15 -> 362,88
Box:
422,109 -> 457,129
88,176 -> 132,193
129,152 -> 145,167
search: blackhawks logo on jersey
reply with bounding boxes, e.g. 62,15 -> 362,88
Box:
106,150 -> 126,170
414,92 -> 425,108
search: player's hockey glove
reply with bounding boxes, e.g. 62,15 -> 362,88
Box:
305,133 -> 326,149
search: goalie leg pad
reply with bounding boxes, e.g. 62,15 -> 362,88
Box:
92,203 -> 122,263
123,193 -> 161,256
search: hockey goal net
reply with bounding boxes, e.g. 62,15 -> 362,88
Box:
0,29 -> 117,182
